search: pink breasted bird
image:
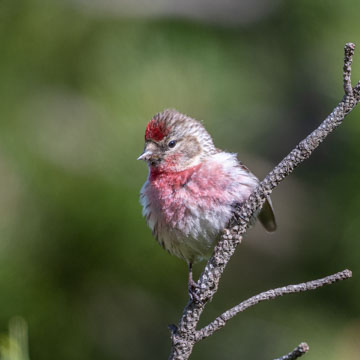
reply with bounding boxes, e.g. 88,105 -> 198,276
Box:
138,109 -> 276,299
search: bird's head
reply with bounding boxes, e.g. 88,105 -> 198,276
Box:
138,109 -> 216,173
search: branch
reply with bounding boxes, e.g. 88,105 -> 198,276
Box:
168,43 -> 360,360
195,269 -> 352,341
344,42 -> 355,96
274,342 -> 309,360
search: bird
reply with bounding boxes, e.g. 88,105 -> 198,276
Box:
138,109 -> 276,299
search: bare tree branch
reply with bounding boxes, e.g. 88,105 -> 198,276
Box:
168,43 -> 359,360
274,342 -> 310,360
195,269 -> 352,341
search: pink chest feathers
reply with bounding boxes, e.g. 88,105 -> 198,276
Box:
140,152 -> 259,261
142,154 -> 257,234
148,162 -> 228,227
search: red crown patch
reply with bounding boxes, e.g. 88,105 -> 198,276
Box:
145,119 -> 169,141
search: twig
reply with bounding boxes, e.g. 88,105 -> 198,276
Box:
344,42 -> 355,96
274,342 -> 309,360
168,43 -> 360,360
195,269 -> 352,341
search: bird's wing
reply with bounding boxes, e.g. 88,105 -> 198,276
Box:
258,196 -> 277,232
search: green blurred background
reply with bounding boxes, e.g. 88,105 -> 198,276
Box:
0,0 -> 359,359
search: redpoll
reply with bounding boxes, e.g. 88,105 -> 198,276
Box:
138,109 -> 276,298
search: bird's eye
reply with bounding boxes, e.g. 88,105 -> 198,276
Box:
168,140 -> 177,148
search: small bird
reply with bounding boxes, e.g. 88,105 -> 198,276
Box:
138,109 -> 276,298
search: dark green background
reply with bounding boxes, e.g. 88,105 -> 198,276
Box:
0,0 -> 359,359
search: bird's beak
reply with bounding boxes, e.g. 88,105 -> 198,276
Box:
137,150 -> 153,161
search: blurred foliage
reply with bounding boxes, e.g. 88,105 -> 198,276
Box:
0,317 -> 30,360
0,0 -> 359,359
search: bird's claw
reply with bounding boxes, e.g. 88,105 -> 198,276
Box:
188,279 -> 201,302
168,324 -> 178,334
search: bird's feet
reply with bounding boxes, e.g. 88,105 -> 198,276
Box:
188,262 -> 201,302
168,323 -> 178,334
188,278 -> 201,302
